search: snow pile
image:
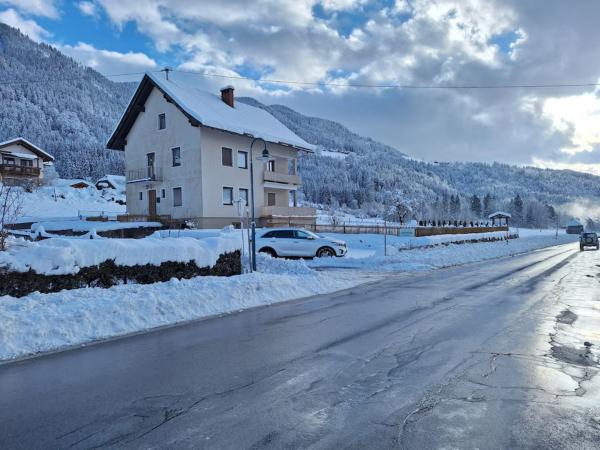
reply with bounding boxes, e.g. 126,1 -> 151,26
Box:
0,258 -> 369,361
0,231 -> 241,275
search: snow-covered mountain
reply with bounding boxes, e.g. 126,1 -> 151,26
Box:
2,22 -> 599,225
240,98 -> 600,223
0,23 -> 132,179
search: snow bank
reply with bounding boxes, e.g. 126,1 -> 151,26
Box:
0,258 -> 370,361
0,231 -> 241,275
309,230 -> 577,271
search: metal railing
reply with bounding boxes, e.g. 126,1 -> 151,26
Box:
126,166 -> 162,183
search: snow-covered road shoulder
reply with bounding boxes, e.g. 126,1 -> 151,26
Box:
0,258 -> 374,362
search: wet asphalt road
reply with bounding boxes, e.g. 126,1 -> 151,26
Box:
1,242 -> 600,449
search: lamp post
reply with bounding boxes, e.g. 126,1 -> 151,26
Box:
249,137 -> 271,272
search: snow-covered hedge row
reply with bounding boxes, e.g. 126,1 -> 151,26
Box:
0,230 -> 242,275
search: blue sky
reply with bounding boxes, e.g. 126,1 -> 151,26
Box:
2,0 -> 600,176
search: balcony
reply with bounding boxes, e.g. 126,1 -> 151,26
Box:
263,171 -> 301,186
127,166 -> 162,183
260,206 -> 316,218
0,164 -> 40,178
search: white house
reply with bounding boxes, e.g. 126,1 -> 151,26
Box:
107,72 -> 316,228
0,138 -> 54,185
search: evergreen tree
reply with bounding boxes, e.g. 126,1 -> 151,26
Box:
469,195 -> 482,218
483,193 -> 494,217
511,194 -> 524,225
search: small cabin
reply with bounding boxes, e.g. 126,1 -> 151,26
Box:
488,211 -> 511,227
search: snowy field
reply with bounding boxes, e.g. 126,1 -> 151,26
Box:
17,181 -> 125,221
0,227 -> 578,361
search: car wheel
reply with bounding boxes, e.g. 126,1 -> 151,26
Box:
317,247 -> 335,258
259,247 -> 277,258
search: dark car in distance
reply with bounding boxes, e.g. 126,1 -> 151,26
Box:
580,232 -> 599,251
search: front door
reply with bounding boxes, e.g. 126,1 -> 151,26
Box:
148,189 -> 157,217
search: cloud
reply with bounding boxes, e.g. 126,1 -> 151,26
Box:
78,1 -> 97,17
57,42 -> 158,78
0,0 -> 59,18
36,0 -> 600,176
0,8 -> 49,41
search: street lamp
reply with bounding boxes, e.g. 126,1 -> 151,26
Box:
249,137 -> 271,272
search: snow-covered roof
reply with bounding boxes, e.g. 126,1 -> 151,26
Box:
0,137 -> 54,162
96,174 -> 126,189
488,211 -> 511,219
567,219 -> 582,226
107,72 -> 315,152
53,178 -> 92,188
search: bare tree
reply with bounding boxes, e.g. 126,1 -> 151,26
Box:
0,184 -> 24,251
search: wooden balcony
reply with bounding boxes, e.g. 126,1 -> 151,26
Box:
263,171 -> 301,185
0,164 -> 40,178
126,166 -> 162,183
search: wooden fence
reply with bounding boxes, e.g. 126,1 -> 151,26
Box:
275,223 -> 509,237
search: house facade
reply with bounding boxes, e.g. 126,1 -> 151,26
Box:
0,138 -> 54,185
107,73 -> 316,228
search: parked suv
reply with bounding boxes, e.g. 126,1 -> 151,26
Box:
580,232 -> 599,251
256,228 -> 347,258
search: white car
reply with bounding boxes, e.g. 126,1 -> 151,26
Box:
256,228 -> 347,258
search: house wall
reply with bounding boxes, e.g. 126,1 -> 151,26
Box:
122,87 -> 303,226
124,87 -> 202,219
0,143 -> 43,182
199,128 -> 297,225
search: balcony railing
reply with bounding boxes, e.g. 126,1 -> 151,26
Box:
263,171 -> 301,185
260,206 -> 316,218
0,164 -> 40,177
127,166 -> 162,183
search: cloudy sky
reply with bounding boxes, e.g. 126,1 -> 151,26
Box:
2,0 -> 600,174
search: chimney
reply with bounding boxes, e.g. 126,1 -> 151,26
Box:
220,85 -> 234,108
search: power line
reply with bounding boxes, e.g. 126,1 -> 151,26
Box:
171,68 -> 600,90
0,67 -> 598,90
0,70 -> 154,85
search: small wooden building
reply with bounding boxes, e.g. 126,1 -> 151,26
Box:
488,211 -> 511,227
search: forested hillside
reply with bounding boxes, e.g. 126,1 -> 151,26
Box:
242,100 -> 600,226
0,23 -> 133,179
2,22 -> 599,226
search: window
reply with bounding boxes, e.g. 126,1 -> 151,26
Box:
222,147 -> 233,167
20,159 -> 33,167
146,153 -> 155,166
158,113 -> 166,130
139,192 -> 143,201
2,157 -> 15,165
237,151 -> 248,169
171,147 -> 181,167
267,160 -> 275,172
267,192 -> 276,206
173,187 -> 182,207
272,230 -> 294,238
295,230 -> 311,239
222,187 -> 233,205
161,189 -> 166,198
289,190 -> 297,207
239,188 -> 248,206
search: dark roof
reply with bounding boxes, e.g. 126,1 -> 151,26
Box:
0,137 -> 54,161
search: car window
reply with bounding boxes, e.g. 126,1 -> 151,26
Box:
295,230 -> 311,239
272,230 -> 295,238
262,231 -> 275,238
